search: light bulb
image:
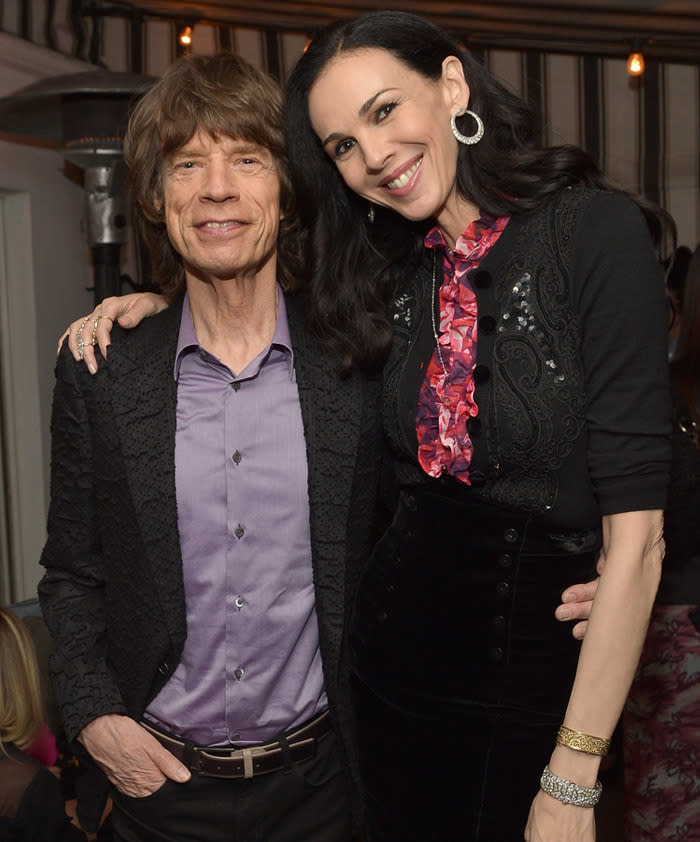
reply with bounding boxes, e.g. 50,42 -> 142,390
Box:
179,25 -> 193,47
627,50 -> 645,76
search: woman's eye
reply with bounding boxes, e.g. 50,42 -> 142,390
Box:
334,139 -> 356,158
377,101 -> 398,121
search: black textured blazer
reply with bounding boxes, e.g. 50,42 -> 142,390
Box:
38,293 -> 382,802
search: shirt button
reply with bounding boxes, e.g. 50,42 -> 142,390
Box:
467,417 -> 483,436
470,269 -> 492,289
491,615 -> 506,631
234,524 -> 245,539
497,553 -> 513,568
232,450 -> 242,465
234,667 -> 245,680
231,382 -> 241,391
473,364 -> 490,385
479,315 -> 497,334
234,596 -> 245,609
490,647 -> 504,663
405,495 -> 417,512
496,581 -> 511,598
503,527 -> 519,543
469,469 -> 486,487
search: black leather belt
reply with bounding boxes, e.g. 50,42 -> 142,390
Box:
141,711 -> 331,779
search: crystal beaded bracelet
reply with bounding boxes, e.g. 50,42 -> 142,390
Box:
539,765 -> 602,808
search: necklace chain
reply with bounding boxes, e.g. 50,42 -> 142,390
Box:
430,251 -> 448,377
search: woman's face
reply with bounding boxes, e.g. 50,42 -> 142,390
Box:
308,47 -> 479,242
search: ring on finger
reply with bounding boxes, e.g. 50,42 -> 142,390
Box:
76,316 -> 89,345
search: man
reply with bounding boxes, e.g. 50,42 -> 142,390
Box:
38,53 -> 381,842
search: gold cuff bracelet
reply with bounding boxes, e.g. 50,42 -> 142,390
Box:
556,725 -> 611,757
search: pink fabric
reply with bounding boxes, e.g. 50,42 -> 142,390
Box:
417,215 -> 509,482
623,604 -> 700,841
25,721 -> 59,766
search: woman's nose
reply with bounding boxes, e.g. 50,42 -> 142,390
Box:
361,139 -> 392,174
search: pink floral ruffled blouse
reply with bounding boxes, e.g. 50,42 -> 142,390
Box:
416,213 -> 510,484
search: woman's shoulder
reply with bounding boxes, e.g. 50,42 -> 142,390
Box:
540,185 -> 639,225
0,745 -> 41,817
4,750 -> 83,841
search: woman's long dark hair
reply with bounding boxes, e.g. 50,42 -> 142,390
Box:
671,246 -> 700,434
285,10 -> 672,372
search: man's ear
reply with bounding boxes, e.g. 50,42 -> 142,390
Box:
441,55 -> 471,113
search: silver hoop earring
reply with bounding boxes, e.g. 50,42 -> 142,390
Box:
367,203 -> 376,224
451,109 -> 484,145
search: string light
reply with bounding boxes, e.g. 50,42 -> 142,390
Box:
627,39 -> 645,76
627,50 -> 644,75
179,24 -> 193,48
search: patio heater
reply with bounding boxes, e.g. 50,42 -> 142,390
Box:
0,70 -> 155,303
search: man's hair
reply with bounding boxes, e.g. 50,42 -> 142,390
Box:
0,608 -> 44,752
124,53 -> 303,299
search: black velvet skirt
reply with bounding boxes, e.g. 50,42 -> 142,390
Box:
349,481 -> 601,842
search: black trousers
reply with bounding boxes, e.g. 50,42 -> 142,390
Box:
350,484 -> 600,842
110,731 -> 353,842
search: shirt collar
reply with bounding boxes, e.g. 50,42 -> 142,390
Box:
174,287 -> 295,381
424,212 -> 506,258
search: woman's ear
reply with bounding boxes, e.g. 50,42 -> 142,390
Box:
441,55 -> 471,112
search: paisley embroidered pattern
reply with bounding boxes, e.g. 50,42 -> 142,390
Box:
478,190 -> 588,511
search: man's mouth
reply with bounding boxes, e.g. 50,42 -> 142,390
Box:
199,220 -> 243,229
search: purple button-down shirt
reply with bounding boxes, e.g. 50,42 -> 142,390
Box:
145,292 -> 327,746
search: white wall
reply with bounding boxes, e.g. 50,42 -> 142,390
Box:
0,32 -> 95,601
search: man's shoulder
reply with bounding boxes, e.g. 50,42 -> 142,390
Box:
112,296 -> 183,348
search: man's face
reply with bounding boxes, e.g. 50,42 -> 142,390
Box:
161,130 -> 282,285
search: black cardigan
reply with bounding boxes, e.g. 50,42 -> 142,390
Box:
383,187 -> 671,528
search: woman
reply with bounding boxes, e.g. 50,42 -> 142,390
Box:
0,607 -> 85,841
283,12 -> 670,842
623,245 -> 700,841
61,12 -> 668,841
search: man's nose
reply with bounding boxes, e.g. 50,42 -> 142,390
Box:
201,161 -> 240,201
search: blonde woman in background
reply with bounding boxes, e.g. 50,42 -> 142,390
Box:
0,607 -> 84,841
